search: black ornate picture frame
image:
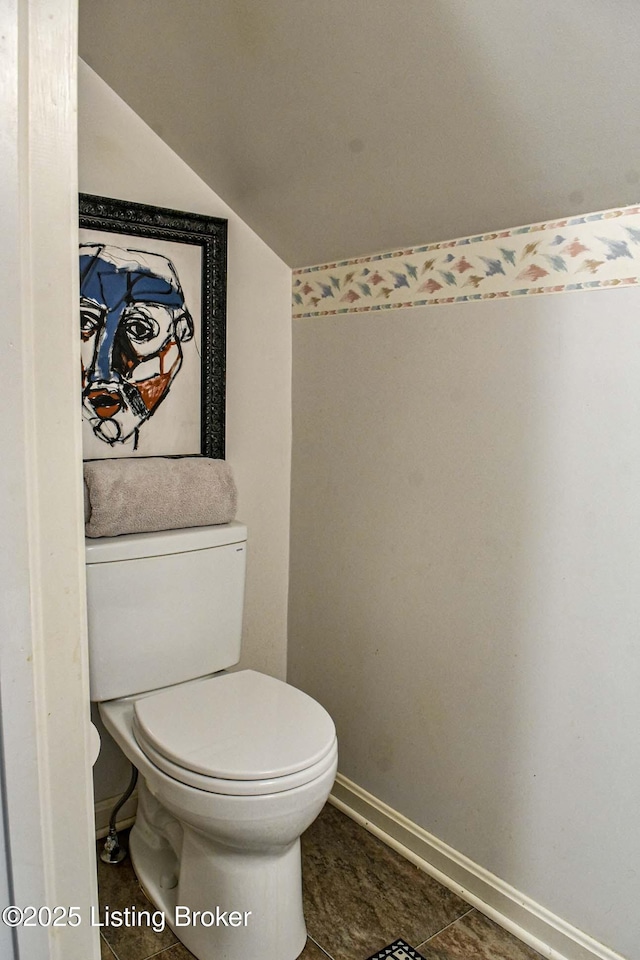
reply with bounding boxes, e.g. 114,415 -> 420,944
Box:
79,194 -> 227,460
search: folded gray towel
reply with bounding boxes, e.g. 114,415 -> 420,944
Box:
84,457 -> 237,538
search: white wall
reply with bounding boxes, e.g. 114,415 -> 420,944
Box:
289,287 -> 640,959
79,61 -> 293,802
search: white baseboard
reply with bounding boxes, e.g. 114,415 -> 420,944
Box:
94,790 -> 138,840
330,774 -> 626,960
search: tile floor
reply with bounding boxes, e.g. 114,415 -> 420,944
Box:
97,802 -> 544,960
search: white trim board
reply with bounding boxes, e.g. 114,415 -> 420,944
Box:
0,1 -> 99,958
329,774 -> 626,960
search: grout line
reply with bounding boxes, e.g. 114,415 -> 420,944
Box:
100,933 -> 119,959
142,944 -> 182,960
142,943 -> 182,959
308,933 -> 337,959
420,905 -> 476,946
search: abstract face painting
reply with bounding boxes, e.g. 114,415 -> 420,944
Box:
80,243 -> 194,450
79,194 -> 227,462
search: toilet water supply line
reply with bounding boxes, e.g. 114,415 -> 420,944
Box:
101,763 -> 139,864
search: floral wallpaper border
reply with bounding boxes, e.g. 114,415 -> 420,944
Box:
292,205 -> 640,318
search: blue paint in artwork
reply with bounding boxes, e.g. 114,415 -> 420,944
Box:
80,253 -> 185,310
80,247 -> 185,382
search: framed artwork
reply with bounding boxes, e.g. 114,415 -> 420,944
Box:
79,194 -> 227,460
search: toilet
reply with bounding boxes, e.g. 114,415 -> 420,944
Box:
86,522 -> 337,960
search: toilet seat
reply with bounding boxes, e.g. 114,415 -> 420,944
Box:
132,670 -> 336,796
134,727 -> 338,796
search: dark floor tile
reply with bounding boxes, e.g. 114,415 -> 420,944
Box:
148,943 -> 195,959
301,938 -> 334,959
153,937 -> 326,959
301,804 -> 470,960
417,910 -> 544,960
100,934 -> 117,959
95,838 -> 178,960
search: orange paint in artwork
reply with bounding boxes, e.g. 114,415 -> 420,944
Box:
87,390 -> 123,419
160,342 -> 181,377
136,372 -> 171,412
135,341 -> 182,413
121,353 -> 137,374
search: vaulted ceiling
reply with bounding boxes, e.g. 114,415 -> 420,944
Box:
79,0 -> 640,268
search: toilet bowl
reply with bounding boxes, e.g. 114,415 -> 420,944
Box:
86,523 -> 337,960
99,670 -> 337,960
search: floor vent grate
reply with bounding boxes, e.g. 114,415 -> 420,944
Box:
365,939 -> 428,960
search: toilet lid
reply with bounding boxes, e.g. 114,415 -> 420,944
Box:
133,670 -> 336,781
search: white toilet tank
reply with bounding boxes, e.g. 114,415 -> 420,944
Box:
86,522 -> 247,702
